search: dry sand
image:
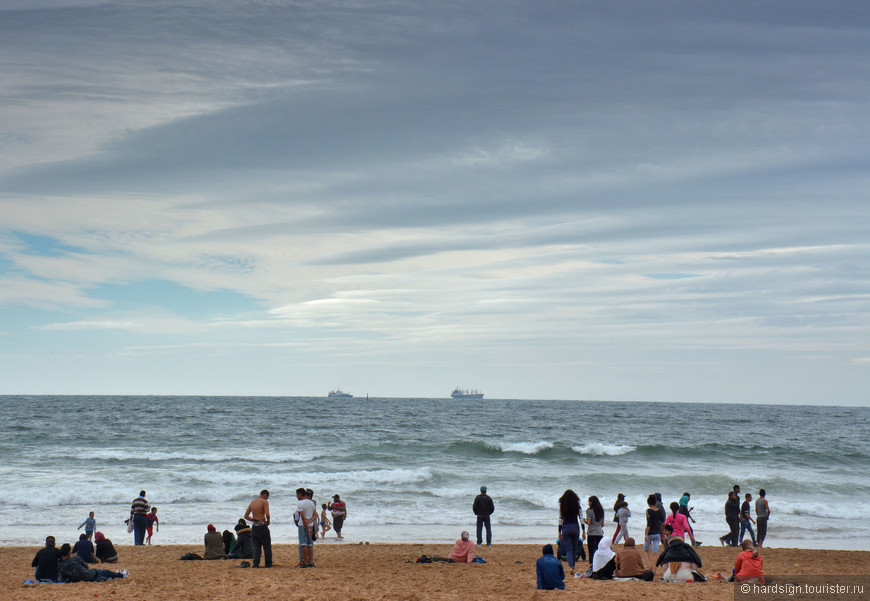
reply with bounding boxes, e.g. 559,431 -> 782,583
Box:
8,542 -> 870,601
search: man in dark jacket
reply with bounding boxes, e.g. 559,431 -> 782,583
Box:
472,486 -> 495,546
32,536 -> 62,582
719,491 -> 741,547
536,544 -> 565,590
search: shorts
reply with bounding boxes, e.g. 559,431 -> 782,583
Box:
297,524 -> 314,546
644,534 -> 661,552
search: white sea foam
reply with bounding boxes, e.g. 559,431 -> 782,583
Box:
58,448 -> 319,463
572,442 -> 636,456
496,441 -> 554,454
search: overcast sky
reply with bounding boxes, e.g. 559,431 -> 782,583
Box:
1,1 -> 868,405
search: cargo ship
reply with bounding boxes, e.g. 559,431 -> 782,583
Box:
450,388 -> 484,399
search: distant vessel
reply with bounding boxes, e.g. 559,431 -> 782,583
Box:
328,389 -> 353,398
451,388 -> 484,399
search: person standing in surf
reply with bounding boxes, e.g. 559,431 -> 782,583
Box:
755,489 -> 770,548
329,494 -> 347,539
473,486 -> 495,546
130,490 -> 149,546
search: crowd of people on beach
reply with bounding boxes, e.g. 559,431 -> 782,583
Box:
531,483 -> 771,589
26,482 -> 769,590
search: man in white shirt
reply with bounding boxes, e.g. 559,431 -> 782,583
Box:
296,487 -> 317,567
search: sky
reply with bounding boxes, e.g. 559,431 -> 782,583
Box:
1,1 -> 869,405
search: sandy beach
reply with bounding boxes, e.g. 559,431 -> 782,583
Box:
8,542 -> 870,601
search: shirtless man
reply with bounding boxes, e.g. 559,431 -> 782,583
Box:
244,490 -> 272,568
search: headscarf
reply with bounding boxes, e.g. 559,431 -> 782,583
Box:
207,524 -> 216,532
592,537 -> 616,572
461,530 -> 470,541
94,531 -> 105,542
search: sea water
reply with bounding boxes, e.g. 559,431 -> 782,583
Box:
1,396 -> 868,550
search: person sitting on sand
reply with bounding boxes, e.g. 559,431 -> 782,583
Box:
591,537 -> 616,579
228,519 -> 254,559
655,536 -> 702,582
203,524 -> 226,559
614,538 -> 654,580
536,544 -> 565,590
59,543 -> 128,582
222,529 -> 236,555
94,532 -> 119,563
732,540 -> 764,582
448,530 -> 476,563
73,532 -> 97,563
32,536 -> 62,582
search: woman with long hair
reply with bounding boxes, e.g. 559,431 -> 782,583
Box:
585,495 -> 605,563
558,489 -> 585,574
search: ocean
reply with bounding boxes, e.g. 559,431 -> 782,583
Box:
1,396 -> 868,550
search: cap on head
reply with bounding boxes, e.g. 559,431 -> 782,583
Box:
480,486 -> 487,493
333,494 -> 340,499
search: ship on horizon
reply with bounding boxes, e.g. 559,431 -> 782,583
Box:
328,388 -> 353,398
450,388 -> 484,400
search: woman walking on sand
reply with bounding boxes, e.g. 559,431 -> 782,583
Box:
558,489 -> 586,575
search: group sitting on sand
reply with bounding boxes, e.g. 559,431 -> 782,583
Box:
29,536 -> 127,584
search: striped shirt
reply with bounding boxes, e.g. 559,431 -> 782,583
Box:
131,496 -> 150,516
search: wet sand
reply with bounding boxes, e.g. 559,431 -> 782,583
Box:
8,543 -> 869,601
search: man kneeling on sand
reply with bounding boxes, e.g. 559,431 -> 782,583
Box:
614,538 -> 654,580
536,544 -> 565,590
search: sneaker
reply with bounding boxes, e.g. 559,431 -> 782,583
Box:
119,569 -> 129,578
307,563 -> 316,568
693,541 -> 703,546
295,562 -> 305,568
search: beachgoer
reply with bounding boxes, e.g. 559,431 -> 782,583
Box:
558,489 -> 586,575
755,489 -> 770,548
222,529 -> 236,555
584,495 -> 605,564
59,543 -> 127,582
94,532 -> 118,563
609,493 -> 624,543
615,538 -> 654,580
591,537 -> 616,579
203,524 -> 227,559
448,530 -> 476,563
733,484 -> 741,496
32,536 -> 62,582
719,491 -> 741,547
146,507 -> 159,545
739,493 -> 757,546
612,500 -> 631,544
329,494 -> 347,539
320,504 -> 332,538
678,492 -> 701,545
473,486 -> 495,546
732,539 -> 764,582
665,501 -> 692,542
296,487 -> 317,567
244,489 -> 272,568
644,494 -> 665,569
228,519 -> 253,559
130,490 -> 150,545
656,536 -> 702,582
78,511 -> 96,541
536,544 -> 565,590
73,532 -> 97,564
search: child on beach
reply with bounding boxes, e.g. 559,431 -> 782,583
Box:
612,501 -> 631,544
320,503 -> 332,538
146,507 -> 159,544
78,511 -> 96,541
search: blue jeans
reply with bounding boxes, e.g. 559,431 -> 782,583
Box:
476,515 -> 492,546
739,519 -> 757,546
298,524 -> 314,547
132,514 -> 147,545
561,523 -> 580,569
